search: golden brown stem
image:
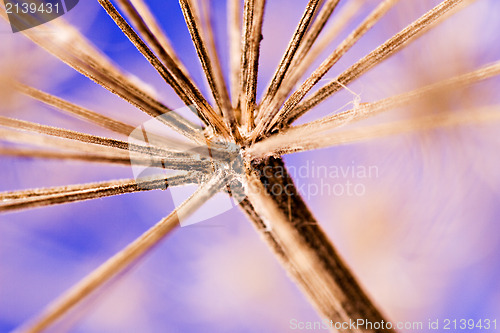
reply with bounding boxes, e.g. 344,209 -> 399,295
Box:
239,158 -> 395,333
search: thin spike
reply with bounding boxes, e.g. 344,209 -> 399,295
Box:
114,0 -> 199,92
294,60 -> 500,133
197,0 -> 229,115
179,0 -> 242,142
16,84 -> 211,154
0,116 -> 190,158
249,106 -> 500,157
17,171 -> 227,333
0,173 -> 200,213
3,22 -> 205,143
253,0 -> 399,140
255,0 -> 341,122
198,0 -> 244,141
228,0 -> 243,111
286,0 -> 474,126
257,0 -> 321,118
0,174 -> 197,201
129,0 -> 193,79
15,83 -> 136,137
113,0 -> 214,122
271,0 -> 365,117
0,128 -> 126,155
98,0 -> 231,139
198,0 -> 243,139
0,129 -> 210,171
0,147 -> 152,167
249,60 -> 500,155
239,0 -> 266,132
0,10 -> 206,143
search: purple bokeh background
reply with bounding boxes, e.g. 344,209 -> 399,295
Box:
1,0 -> 500,332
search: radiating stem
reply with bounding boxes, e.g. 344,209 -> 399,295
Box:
0,115 -> 192,159
15,83 -> 137,137
249,106 -> 500,157
16,171 -> 227,333
255,0 -> 341,123
228,0 -> 243,111
0,10 -> 204,143
0,173 -> 200,213
0,128 -> 210,170
258,0 -> 321,115
114,0 -> 201,103
179,0 -> 242,142
129,0 -> 193,79
15,84 -> 214,154
239,0 -> 266,131
98,0 -> 231,139
253,0 -> 399,140
293,60 -> 500,134
276,0 -> 365,109
286,0 -> 474,126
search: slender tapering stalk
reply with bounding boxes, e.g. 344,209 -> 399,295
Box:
98,0 -> 231,139
249,106 -> 500,157
0,11 -> 205,143
0,128 -> 210,170
258,0 -> 321,115
228,0 -> 243,111
114,0 -> 200,105
0,173 -> 200,213
179,0 -> 243,142
239,0 -> 266,131
274,0 -> 366,111
239,158 -> 395,332
286,0 -> 474,126
129,0 -> 193,79
15,83 -> 137,137
253,0 -> 398,140
254,0 -> 341,123
290,60 -> 500,134
0,174 -> 200,201
0,116 -> 193,158
17,171 -> 226,333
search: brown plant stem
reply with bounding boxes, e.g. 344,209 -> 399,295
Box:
239,0 -> 266,131
16,171 -> 226,333
252,0 -> 399,140
238,157 -> 394,333
271,0 -> 365,116
0,173 -> 200,213
179,0 -> 243,142
285,0 -> 473,127
258,0 -> 321,112
228,0 -> 243,110
249,106 -> 500,157
98,0 -> 231,139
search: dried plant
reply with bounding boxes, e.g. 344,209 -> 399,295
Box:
1,0 -> 499,332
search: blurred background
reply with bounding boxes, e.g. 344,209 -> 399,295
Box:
1,0 -> 500,332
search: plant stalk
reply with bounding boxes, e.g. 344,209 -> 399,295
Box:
238,157 -> 394,333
